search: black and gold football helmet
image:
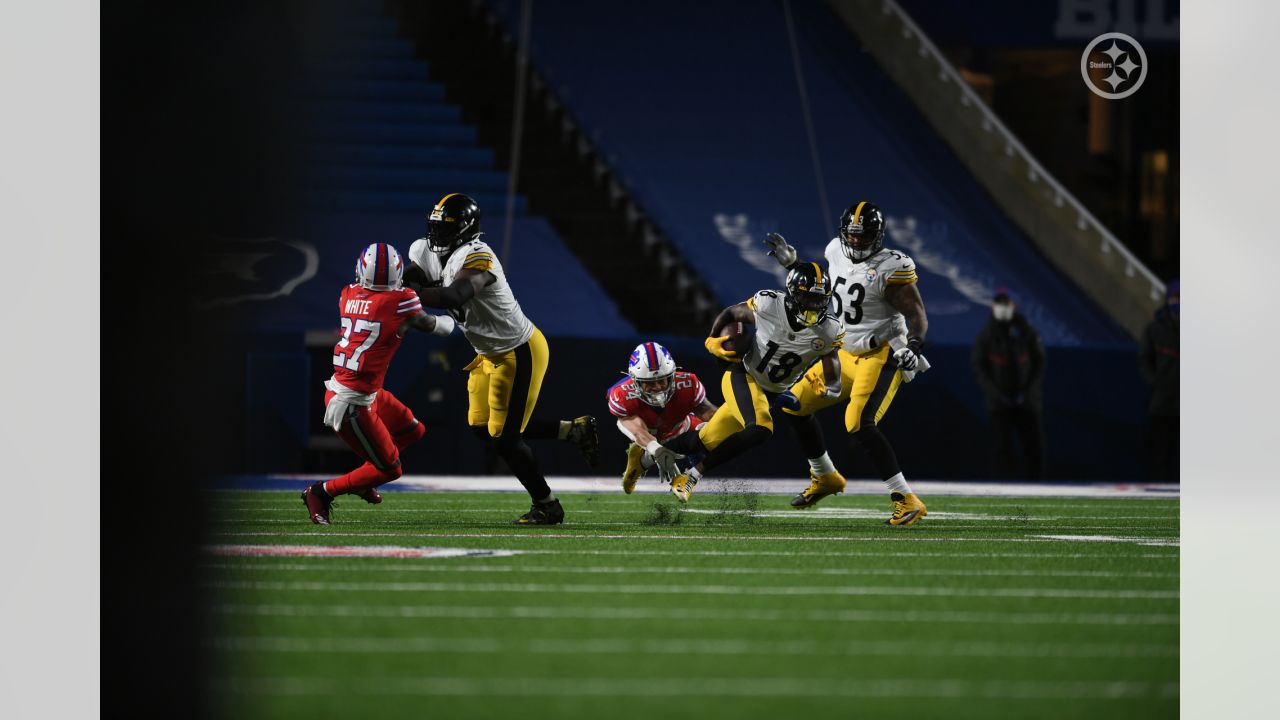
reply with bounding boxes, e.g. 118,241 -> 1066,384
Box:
838,201 -> 886,263
784,262 -> 833,327
426,193 -> 482,255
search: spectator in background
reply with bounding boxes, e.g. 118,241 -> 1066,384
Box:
971,288 -> 1047,479
1140,279 -> 1179,481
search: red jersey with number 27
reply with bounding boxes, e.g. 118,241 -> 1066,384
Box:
607,371 -> 707,441
331,284 -> 422,394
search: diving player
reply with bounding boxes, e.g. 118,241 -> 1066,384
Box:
411,193 -> 597,525
763,200 -> 930,526
606,342 -> 718,498
661,263 -> 849,499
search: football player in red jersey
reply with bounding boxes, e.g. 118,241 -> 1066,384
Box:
301,243 -> 458,525
607,342 -> 717,501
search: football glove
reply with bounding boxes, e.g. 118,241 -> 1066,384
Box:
704,335 -> 742,362
894,336 -> 925,373
646,440 -> 684,480
776,391 -> 801,411
763,232 -> 797,267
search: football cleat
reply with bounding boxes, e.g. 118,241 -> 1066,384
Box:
621,443 -> 646,494
567,415 -> 600,467
514,498 -> 565,526
359,488 -> 382,504
886,492 -> 928,526
669,473 -> 696,503
790,469 -> 847,509
301,482 -> 333,525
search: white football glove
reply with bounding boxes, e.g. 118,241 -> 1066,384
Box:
763,232 -> 797,267
429,314 -> 456,337
646,440 -> 684,481
893,346 -> 919,373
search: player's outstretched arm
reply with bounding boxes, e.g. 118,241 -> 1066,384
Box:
763,232 -> 798,268
398,310 -> 456,338
618,415 -> 683,475
415,268 -> 495,310
617,415 -> 658,449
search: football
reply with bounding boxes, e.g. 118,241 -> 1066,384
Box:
719,321 -> 751,354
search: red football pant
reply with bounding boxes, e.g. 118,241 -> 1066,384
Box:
323,388 -> 426,496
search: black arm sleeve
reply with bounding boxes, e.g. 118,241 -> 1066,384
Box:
417,279 -> 477,310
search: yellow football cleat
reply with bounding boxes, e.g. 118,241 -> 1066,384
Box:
670,473 -> 695,503
621,443 -> 646,494
790,469 -> 847,509
886,492 -> 928,526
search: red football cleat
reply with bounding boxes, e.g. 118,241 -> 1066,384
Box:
359,488 -> 382,504
301,483 -> 333,525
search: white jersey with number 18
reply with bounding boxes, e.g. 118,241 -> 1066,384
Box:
742,290 -> 844,394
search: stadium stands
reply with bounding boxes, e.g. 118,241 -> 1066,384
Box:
208,0 -> 634,339
486,0 -> 1131,348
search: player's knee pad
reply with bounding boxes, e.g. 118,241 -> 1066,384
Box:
380,459 -> 404,482
394,420 -> 426,447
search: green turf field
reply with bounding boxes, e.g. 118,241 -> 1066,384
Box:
203,489 -> 1179,719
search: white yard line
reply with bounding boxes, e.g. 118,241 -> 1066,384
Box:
201,561 -> 1178,579
212,675 -> 1179,700
205,530 -> 1180,544
200,536 -> 1178,559
1033,535 -> 1180,547
212,602 -> 1180,626
209,635 -> 1177,659
206,579 -> 1179,600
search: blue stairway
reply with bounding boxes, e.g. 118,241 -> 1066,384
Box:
298,7 -> 524,214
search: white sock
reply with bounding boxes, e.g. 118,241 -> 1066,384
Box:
808,452 -> 837,476
687,466 -> 702,484
537,492 -> 557,504
883,472 -> 912,495
557,421 -> 571,440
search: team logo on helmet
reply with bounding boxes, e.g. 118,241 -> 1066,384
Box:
355,242 -> 405,291
627,341 -> 677,407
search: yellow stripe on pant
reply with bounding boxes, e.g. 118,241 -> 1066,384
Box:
465,327 -> 549,437
697,365 -> 774,451
781,344 -> 902,433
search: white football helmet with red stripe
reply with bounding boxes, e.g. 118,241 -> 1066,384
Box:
355,243 -> 405,291
628,342 -> 677,407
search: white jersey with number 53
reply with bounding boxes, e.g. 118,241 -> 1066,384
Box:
823,240 -> 916,351
743,290 -> 844,393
